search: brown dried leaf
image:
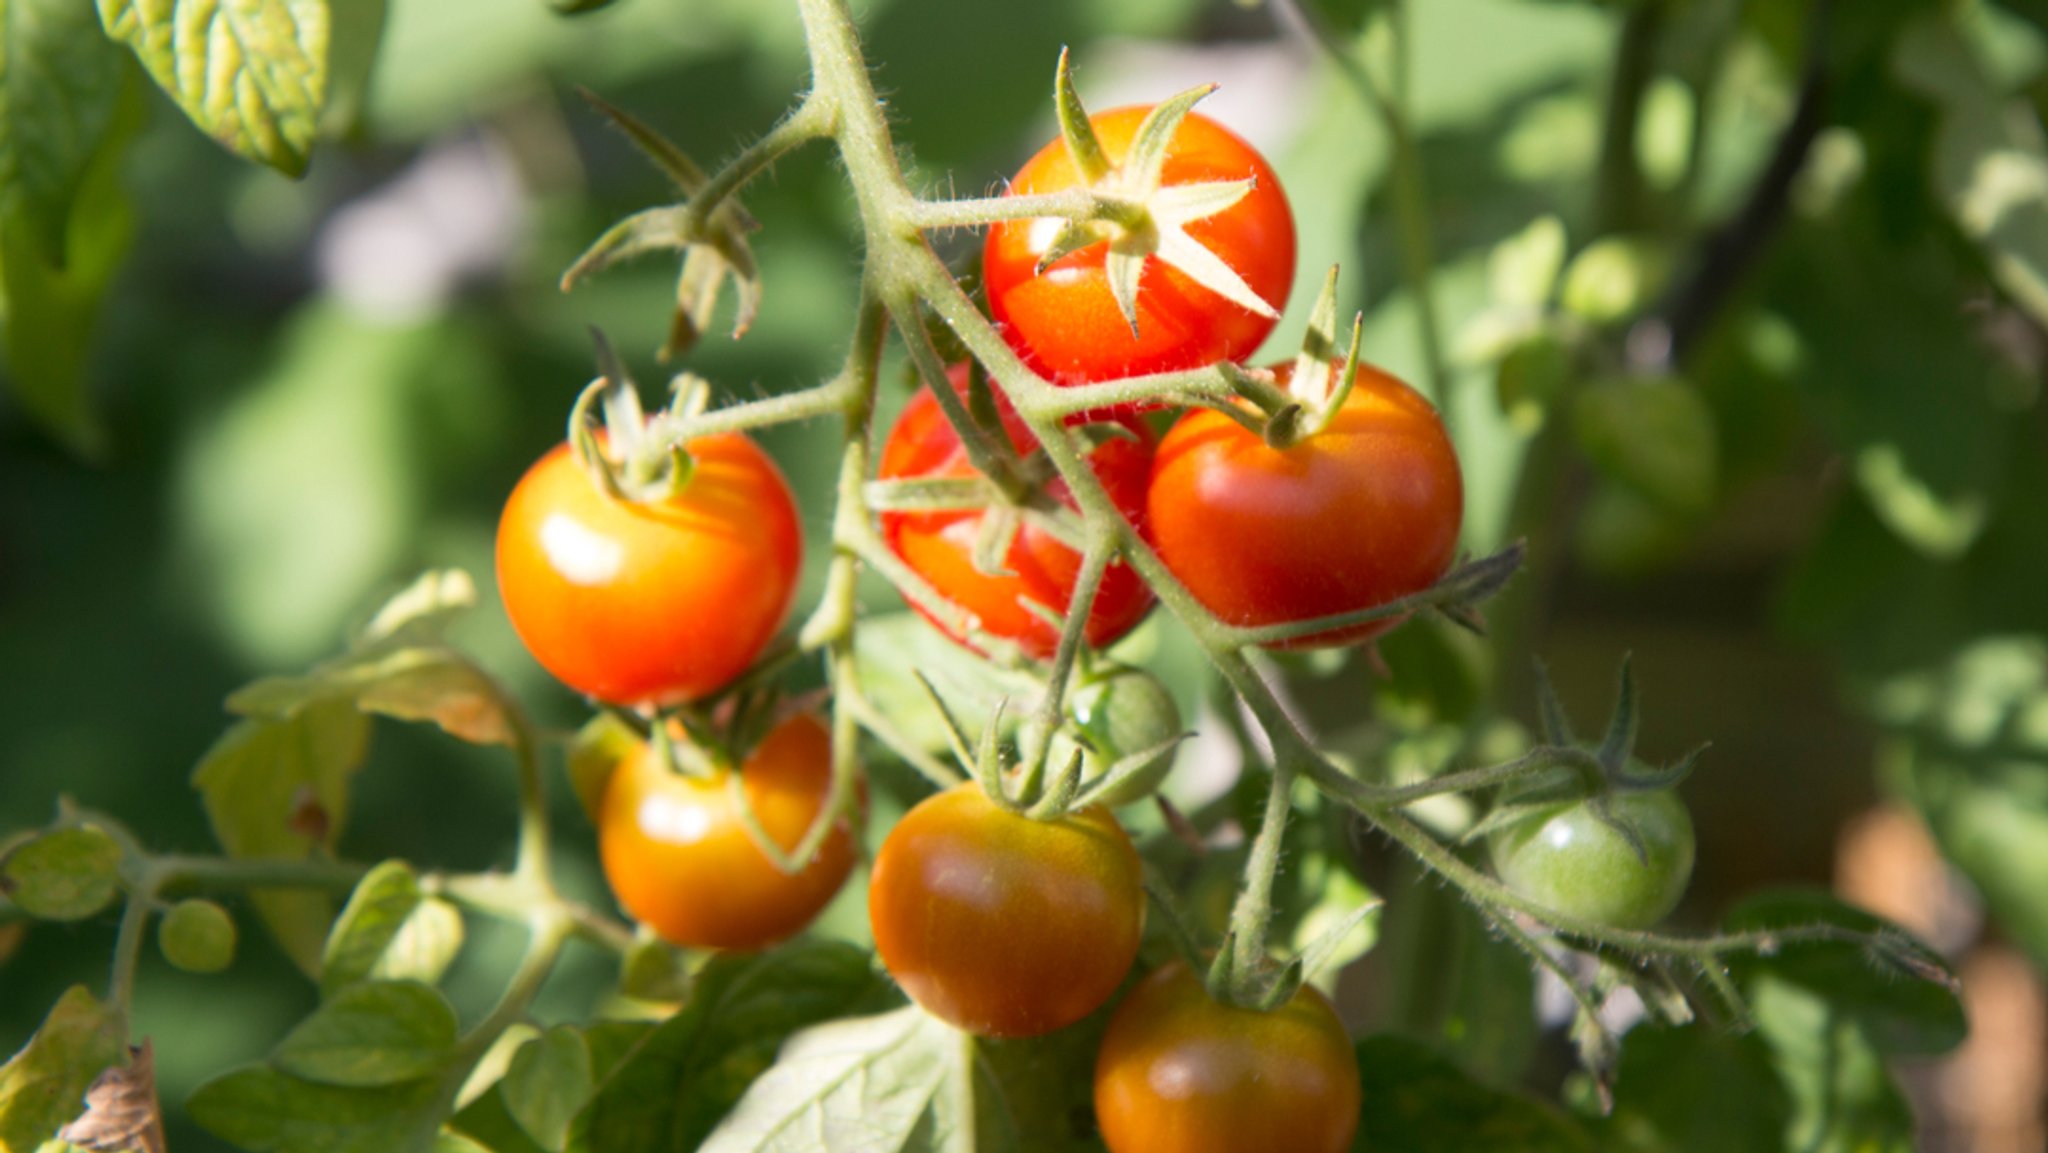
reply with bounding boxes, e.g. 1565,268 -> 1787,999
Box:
57,1041 -> 164,1153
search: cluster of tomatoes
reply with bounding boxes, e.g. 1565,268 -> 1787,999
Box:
488,98 -> 1684,1153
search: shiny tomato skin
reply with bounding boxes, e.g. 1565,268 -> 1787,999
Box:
1094,963 -> 1361,1153
496,433 -> 801,706
1145,361 -> 1462,648
985,106 -> 1296,385
878,377 -> 1154,660
867,784 -> 1144,1038
598,714 -> 857,951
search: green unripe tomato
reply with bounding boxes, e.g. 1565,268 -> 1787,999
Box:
1488,789 -> 1694,929
1046,667 -> 1182,807
159,898 -> 238,973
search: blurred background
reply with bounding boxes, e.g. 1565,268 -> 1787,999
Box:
3,0 -> 2046,1149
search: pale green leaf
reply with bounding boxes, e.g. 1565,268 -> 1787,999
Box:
0,826 -> 123,922
97,0 -> 329,175
188,1066 -> 443,1153
273,980 -> 458,1088
695,1006 -> 961,1153
503,1029 -> 592,1153
191,700 -> 371,975
321,861 -> 463,997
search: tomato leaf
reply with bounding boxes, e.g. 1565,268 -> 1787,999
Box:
1597,1024 -> 1790,1153
571,940 -> 897,1153
272,980 -> 460,1088
96,0 -> 330,176
0,0 -> 127,260
692,1006 -> 966,1153
1748,973 -> 1916,1153
1572,378 -> 1717,518
0,825 -> 124,922
231,644 -> 515,748
502,1028 -> 594,1152
321,860 -> 464,998
1722,889 -> 1965,1057
192,700 -> 371,976
852,613 -> 1043,756
1352,1035 -> 1592,1152
188,1065 -> 445,1153
0,986 -> 129,1153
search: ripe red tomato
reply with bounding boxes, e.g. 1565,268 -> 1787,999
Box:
867,783 -> 1143,1038
1145,361 -> 1462,648
1094,963 -> 1361,1153
878,373 -> 1154,660
984,106 -> 1296,385
598,714 -> 858,951
496,432 -> 800,706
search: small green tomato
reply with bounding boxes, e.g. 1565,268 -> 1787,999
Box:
1488,789 -> 1694,929
1046,668 -> 1183,807
159,898 -> 238,974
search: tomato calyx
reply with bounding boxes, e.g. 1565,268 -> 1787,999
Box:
1034,49 -> 1283,338
1468,656 -> 1707,857
563,334 -> 725,506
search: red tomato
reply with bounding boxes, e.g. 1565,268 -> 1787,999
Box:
867,783 -> 1143,1038
985,106 -> 1296,385
1094,962 -> 1361,1153
878,373 -> 1154,660
598,714 -> 857,951
1145,361 -> 1462,648
496,432 -> 800,705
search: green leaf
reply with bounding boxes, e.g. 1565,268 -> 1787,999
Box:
850,613 -> 1042,755
97,0 -> 330,175
0,68 -> 137,457
694,1006 -> 969,1153
0,0 -> 128,260
571,940 -> 896,1153
503,1028 -> 593,1153
0,986 -> 128,1153
231,644 -> 515,747
1748,974 -> 1915,1153
321,0 -> 383,134
273,980 -> 459,1088
1870,636 -> 2048,969
0,826 -> 123,922
1723,890 -> 1965,1057
322,860 -> 464,997
1572,378 -> 1718,518
1599,1024 -> 1790,1153
358,570 -> 477,647
1559,237 -> 1669,325
455,1023 -> 647,1153
191,699 -> 372,976
1352,1035 -> 1593,1152
188,1065 -> 444,1153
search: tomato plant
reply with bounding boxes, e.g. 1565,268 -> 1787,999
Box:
1045,664 -> 1183,806
1094,962 -> 1361,1153
867,783 -> 1143,1037
495,431 -> 801,706
878,374 -> 1154,659
1489,788 -> 1696,930
1145,360 -> 1463,647
598,713 -> 858,951
984,105 -> 1296,385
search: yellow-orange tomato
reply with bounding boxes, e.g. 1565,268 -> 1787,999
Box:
598,715 -> 857,951
868,784 -> 1143,1038
495,433 -> 800,707
1094,963 -> 1361,1153
1146,361 -> 1462,648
